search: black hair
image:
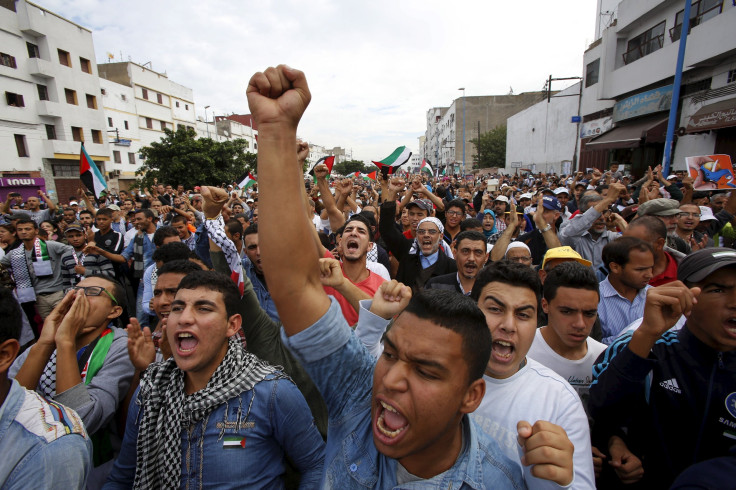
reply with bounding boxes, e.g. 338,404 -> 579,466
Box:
178,270 -> 241,318
170,214 -> 189,225
234,213 -> 249,222
602,236 -> 654,269
79,209 -> 94,218
399,289 -> 490,383
14,218 -> 37,229
454,230 -> 487,249
358,210 -> 376,229
459,218 -> 483,232
543,261 -> 599,302
152,242 -> 191,264
243,222 -> 258,238
158,259 -> 204,277
627,215 -> 667,241
84,274 -> 127,312
0,288 -> 22,343
446,199 -> 467,214
471,261 -> 542,316
136,208 -> 155,220
95,207 -> 113,218
345,214 -> 374,242
152,226 -> 180,247
225,219 -> 244,239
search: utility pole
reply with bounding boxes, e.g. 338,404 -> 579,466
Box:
459,88 -> 466,176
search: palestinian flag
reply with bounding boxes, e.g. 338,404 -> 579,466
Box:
307,155 -> 336,181
353,171 -> 377,181
79,143 -> 107,198
237,172 -> 257,190
372,146 -> 412,178
420,159 -> 433,175
223,436 -> 246,449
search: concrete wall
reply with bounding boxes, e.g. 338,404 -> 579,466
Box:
506,83 -> 581,174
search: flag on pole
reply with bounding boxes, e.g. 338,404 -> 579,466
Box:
420,159 -> 433,175
237,172 -> 257,190
307,155 -> 336,181
79,143 -> 107,198
372,146 -> 412,178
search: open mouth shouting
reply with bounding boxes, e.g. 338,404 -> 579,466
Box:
176,331 -> 199,355
491,339 -> 515,365
374,399 -> 409,445
345,238 -> 360,254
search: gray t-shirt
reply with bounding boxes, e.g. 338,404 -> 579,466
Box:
10,208 -> 54,225
0,240 -> 72,293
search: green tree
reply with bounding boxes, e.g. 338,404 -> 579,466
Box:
135,127 -> 256,189
470,125 -> 507,169
332,159 -> 369,176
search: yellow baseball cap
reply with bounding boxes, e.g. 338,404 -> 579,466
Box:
541,246 -> 592,270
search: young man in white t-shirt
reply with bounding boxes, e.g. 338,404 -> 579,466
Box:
528,261 -> 607,409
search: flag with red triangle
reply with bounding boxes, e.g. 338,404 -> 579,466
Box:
372,146 -> 412,178
79,143 -> 107,198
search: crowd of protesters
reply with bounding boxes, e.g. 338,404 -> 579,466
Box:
0,64 -> 734,489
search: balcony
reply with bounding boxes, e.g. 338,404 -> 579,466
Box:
27,58 -> 55,79
36,100 -> 62,118
623,34 -> 664,65
669,0 -> 724,42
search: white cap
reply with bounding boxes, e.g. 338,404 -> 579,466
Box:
69,200 -> 79,206
699,206 -> 717,221
519,193 -> 533,200
493,195 -> 509,203
553,187 -> 570,195
667,174 -> 677,180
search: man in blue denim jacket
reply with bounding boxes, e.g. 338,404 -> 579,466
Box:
250,64 -> 525,488
0,288 -> 92,489
104,271 -> 324,488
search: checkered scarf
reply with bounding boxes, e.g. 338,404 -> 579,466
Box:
9,245 -> 35,302
133,336 -> 285,489
38,351 -> 57,397
133,233 -> 145,279
408,217 -> 454,259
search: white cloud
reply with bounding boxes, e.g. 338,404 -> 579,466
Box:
42,0 -> 596,162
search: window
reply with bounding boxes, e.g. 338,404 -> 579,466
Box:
79,57 -> 91,74
175,101 -> 179,107
101,88 -> 106,95
124,120 -> 129,130
26,42 -> 39,58
5,92 -> 25,107
108,117 -> 113,127
585,59 -> 600,88
671,0 -> 723,41
0,52 -> 17,68
128,152 -> 135,164
113,151 -> 121,163
177,123 -> 184,130
160,120 -> 166,131
624,21 -> 666,64
45,124 -> 56,140
185,104 -> 188,110
58,49 -> 71,67
728,70 -> 736,84
65,88 -> 77,105
157,93 -> 163,104
91,129 -> 102,144
71,126 -> 83,142
14,135 -> 28,157
141,88 -> 148,100
121,94 -> 127,101
37,84 -> 49,101
145,117 -> 153,129
86,94 -> 97,109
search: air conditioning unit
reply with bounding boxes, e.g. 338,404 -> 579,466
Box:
108,170 -> 121,178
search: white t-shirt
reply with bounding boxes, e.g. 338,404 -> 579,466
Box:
472,358 -> 594,490
527,329 -> 607,417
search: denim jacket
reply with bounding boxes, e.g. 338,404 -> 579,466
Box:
104,373 -> 325,489
281,297 -> 524,489
120,232 -> 155,270
0,379 -> 92,489
243,256 -> 280,323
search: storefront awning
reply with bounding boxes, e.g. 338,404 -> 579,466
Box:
585,116 -> 669,150
686,98 -> 736,133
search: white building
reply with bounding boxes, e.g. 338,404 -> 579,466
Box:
0,0 -> 110,203
98,61 -> 196,189
580,0 -> 736,175
506,82 -> 581,175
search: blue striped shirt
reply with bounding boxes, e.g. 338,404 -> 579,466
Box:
598,277 -> 650,344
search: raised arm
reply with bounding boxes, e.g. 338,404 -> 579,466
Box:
247,65 -> 329,335
315,164 -> 346,231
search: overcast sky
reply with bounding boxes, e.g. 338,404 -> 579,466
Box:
43,0 -> 597,163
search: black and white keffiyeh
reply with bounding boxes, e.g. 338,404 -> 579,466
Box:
133,233 -> 145,279
133,336 -> 285,489
408,217 -> 454,259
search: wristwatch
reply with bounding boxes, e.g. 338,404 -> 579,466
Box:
540,224 -> 552,233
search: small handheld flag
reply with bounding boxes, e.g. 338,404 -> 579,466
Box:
307,155 -> 336,181
420,159 -> 434,176
79,143 -> 107,198
372,146 -> 412,178
237,172 -> 257,190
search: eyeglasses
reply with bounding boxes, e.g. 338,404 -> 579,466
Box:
65,286 -> 118,305
678,212 -> 700,218
416,229 -> 439,236
446,210 -> 463,216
